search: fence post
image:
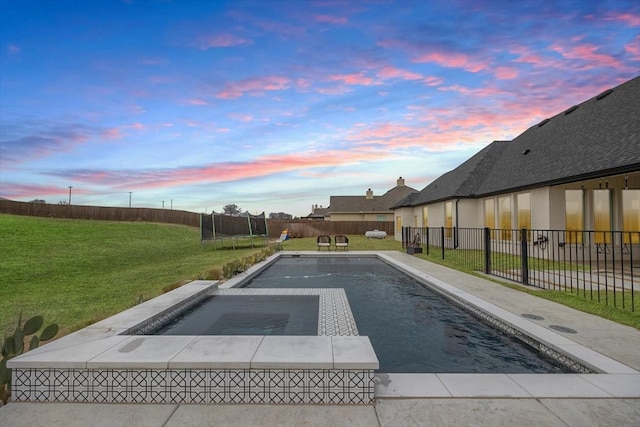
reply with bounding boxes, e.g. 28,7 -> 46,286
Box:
441,226 -> 445,259
454,226 -> 458,249
521,228 -> 529,285
484,227 -> 491,274
425,227 -> 430,255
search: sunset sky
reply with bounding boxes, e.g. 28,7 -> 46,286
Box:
1,0 -> 639,217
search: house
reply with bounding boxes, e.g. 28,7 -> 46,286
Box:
325,177 -> 418,222
306,204 -> 329,220
392,76 -> 640,243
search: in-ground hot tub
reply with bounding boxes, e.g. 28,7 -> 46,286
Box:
8,284 -> 378,405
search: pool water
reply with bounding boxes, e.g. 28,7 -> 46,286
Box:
154,295 -> 319,336
242,256 -> 572,373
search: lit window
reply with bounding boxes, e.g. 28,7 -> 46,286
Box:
498,196 -> 511,239
593,190 -> 611,244
622,189 -> 640,244
422,206 -> 429,227
376,215 -> 386,221
517,193 -> 531,229
565,189 -> 583,243
484,199 -> 495,239
396,216 -> 402,233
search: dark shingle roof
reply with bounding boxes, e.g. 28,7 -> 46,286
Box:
401,76 -> 640,207
330,184 -> 418,213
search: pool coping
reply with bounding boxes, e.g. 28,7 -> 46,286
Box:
8,251 -> 640,401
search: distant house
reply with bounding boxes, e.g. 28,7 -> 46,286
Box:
306,204 -> 330,220
327,177 -> 418,222
393,76 -> 640,242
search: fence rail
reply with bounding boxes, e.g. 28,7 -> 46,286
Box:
0,199 -> 394,239
403,226 -> 639,312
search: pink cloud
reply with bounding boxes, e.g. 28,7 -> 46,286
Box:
494,66 -> 519,79
49,149 -> 392,191
377,66 -> 423,81
551,42 -> 624,69
423,76 -> 444,86
625,35 -> 640,59
603,12 -> 640,26
412,51 -> 487,73
315,14 -> 348,25
102,128 -> 122,139
510,46 -> 548,66
198,33 -> 252,49
216,76 -> 291,99
329,72 -> 377,86
188,98 -> 208,105
8,44 -> 20,54
0,183 -> 75,200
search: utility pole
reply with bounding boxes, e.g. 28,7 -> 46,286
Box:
170,199 -> 173,210
68,186 -> 73,205
129,192 -> 132,208
162,201 -> 165,209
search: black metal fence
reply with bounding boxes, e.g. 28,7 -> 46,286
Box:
403,226 -> 639,312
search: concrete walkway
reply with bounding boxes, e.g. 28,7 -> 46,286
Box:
1,252 -> 639,426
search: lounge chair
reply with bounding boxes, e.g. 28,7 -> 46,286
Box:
317,235 -> 331,251
334,235 -> 349,251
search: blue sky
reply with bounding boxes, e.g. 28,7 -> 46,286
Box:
1,0 -> 638,217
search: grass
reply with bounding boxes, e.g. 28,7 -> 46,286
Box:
0,214 -> 268,335
415,250 -> 640,329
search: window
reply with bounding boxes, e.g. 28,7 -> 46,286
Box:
396,216 -> 402,233
445,201 -> 453,237
593,190 -> 611,244
622,189 -> 640,244
376,215 -> 387,221
484,199 -> 495,239
498,196 -> 511,239
517,193 -> 531,241
422,206 -> 429,227
517,193 -> 531,229
565,189 -> 584,243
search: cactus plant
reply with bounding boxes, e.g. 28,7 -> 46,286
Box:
1,312 -> 58,404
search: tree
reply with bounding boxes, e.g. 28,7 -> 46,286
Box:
222,204 -> 242,216
269,212 -> 293,220
29,199 -> 46,204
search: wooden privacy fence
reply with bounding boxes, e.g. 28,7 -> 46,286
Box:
0,199 -> 395,238
0,199 -> 200,227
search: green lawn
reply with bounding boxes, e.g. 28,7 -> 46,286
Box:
0,214 -> 267,335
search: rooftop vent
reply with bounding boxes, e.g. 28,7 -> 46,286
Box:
563,105 -> 579,115
537,118 -> 550,127
596,88 -> 613,100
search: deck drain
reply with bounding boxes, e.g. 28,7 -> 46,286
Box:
549,325 -> 577,334
521,313 -> 545,320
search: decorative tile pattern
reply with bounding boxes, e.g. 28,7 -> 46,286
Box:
11,368 -> 375,405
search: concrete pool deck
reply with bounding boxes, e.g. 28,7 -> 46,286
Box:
1,251 -> 639,426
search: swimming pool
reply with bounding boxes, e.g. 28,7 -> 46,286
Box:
240,256 -> 571,373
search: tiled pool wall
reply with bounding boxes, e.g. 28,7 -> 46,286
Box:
9,279 -> 378,405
